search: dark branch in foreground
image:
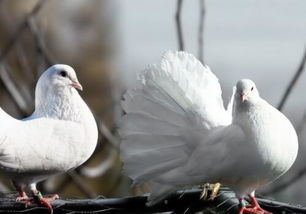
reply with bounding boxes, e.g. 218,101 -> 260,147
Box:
0,188 -> 305,214
278,46 -> 306,111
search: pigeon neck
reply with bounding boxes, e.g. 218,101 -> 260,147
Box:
33,87 -> 84,121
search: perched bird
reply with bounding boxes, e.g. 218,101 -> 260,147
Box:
119,51 -> 298,214
0,65 -> 98,212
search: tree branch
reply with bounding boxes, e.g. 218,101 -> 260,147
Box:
0,0 -> 47,64
175,0 -> 184,51
263,168 -> 306,195
198,0 -> 206,64
277,46 -> 306,111
0,65 -> 30,116
27,16 -> 56,66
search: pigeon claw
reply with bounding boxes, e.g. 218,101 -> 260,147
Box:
239,206 -> 270,214
32,192 -> 59,214
16,191 -> 32,207
238,196 -> 272,214
38,194 -> 59,214
16,194 -> 29,202
200,183 -> 221,200
16,196 -> 33,208
38,196 -> 57,214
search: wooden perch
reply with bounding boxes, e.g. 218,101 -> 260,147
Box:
0,188 -> 305,214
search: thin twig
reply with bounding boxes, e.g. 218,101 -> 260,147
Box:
0,3 -> 35,84
198,0 -> 206,64
0,0 -> 47,64
263,169 -> 306,195
97,120 -> 119,149
175,0 -> 184,51
80,149 -> 116,178
66,171 -> 97,199
0,64 -> 30,116
278,46 -> 306,110
27,17 -> 56,66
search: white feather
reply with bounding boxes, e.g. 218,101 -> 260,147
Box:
0,64 -> 98,188
119,51 -> 298,205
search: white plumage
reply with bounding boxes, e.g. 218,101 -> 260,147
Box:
119,51 -> 298,211
0,64 -> 98,210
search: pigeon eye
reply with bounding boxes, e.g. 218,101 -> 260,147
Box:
251,86 -> 254,91
59,70 -> 67,78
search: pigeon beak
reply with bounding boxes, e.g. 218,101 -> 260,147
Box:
240,93 -> 247,102
70,81 -> 83,91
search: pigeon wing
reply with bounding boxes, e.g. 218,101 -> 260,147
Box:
0,112 -> 86,173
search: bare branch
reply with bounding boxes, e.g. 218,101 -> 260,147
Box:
278,46 -> 306,110
0,4 -> 35,83
27,17 -> 56,66
0,0 -> 47,64
198,0 -> 206,63
97,119 -> 120,149
263,168 -> 306,195
175,0 -> 184,51
80,149 -> 116,178
0,65 -> 30,116
66,171 -> 97,198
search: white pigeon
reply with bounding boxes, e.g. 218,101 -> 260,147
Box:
0,64 -> 98,212
119,51 -> 298,214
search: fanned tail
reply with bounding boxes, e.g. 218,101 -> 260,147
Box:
119,51 -> 232,203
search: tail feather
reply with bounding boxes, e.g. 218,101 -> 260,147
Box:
124,151 -> 186,186
122,90 -> 187,127
119,51 -> 232,203
121,131 -> 187,184
119,113 -> 185,137
120,133 -> 185,156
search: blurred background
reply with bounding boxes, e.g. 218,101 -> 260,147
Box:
0,0 -> 306,207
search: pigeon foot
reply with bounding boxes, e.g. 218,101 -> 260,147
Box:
16,191 -> 59,213
16,190 -> 32,207
200,182 -> 221,200
16,190 -> 29,201
32,191 -> 59,214
239,196 -> 272,214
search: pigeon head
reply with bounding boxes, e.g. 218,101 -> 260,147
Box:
235,79 -> 259,104
33,64 -> 84,119
37,64 -> 83,92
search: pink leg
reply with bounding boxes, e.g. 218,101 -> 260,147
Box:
32,190 -> 59,214
238,196 -> 272,214
248,195 -> 272,214
15,188 -> 33,207
16,189 -> 29,201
